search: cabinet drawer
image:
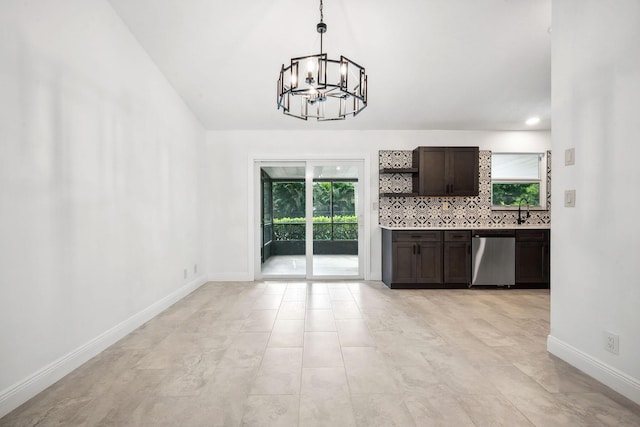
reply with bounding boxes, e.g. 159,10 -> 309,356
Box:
444,230 -> 471,242
516,229 -> 549,242
393,231 -> 442,242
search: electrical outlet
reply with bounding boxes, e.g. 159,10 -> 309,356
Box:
603,331 -> 619,355
183,268 -> 188,279
442,201 -> 450,210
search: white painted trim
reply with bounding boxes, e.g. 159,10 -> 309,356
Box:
208,273 -> 253,282
547,334 -> 640,405
0,275 -> 208,418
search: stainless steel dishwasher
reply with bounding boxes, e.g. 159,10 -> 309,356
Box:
471,229 -> 515,287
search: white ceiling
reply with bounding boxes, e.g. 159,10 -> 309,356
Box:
107,0 -> 551,131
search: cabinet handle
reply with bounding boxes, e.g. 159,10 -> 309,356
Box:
412,244 -> 416,255
417,244 -> 421,255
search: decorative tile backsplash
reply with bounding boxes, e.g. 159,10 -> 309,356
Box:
379,150 -> 551,228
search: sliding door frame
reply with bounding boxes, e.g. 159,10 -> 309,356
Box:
250,155 -> 371,281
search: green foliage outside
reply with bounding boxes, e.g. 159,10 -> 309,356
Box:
272,182 -> 355,218
492,183 -> 541,207
270,181 -> 357,240
273,215 -> 357,241
312,182 -> 356,217
272,182 -> 306,218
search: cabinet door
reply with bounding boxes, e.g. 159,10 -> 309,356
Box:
448,147 -> 479,196
416,241 -> 443,283
392,242 -> 417,283
444,242 -> 471,284
515,241 -> 549,283
414,147 -> 447,196
413,147 -> 478,196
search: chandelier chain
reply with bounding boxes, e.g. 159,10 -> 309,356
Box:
319,0 -> 323,23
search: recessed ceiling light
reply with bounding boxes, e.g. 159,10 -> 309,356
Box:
526,117 -> 541,126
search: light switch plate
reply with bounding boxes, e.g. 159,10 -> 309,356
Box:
564,189 -> 576,207
565,148 -> 575,165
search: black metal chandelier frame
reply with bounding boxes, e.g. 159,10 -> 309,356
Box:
277,0 -> 368,121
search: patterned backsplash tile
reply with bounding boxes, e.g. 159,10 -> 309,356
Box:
379,150 -> 551,228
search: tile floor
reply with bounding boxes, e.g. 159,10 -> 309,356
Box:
2,281 -> 640,426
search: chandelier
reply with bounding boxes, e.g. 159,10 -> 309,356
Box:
277,0 -> 368,121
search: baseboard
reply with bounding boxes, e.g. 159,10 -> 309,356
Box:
208,272 -> 252,282
0,275 -> 208,418
547,334 -> 640,405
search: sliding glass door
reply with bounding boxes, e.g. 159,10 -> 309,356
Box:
257,160 -> 363,279
311,163 -> 362,277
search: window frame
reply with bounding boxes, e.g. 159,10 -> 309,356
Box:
491,152 -> 547,210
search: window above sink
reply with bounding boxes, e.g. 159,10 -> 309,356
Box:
491,153 -> 548,210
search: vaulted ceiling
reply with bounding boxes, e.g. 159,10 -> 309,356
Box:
108,0 -> 551,131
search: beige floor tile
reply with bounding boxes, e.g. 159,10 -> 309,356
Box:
241,395 -> 299,427
465,318 -> 520,347
264,282 -> 288,294
342,347 -> 400,394
241,309 -> 278,332
4,283 -> 640,427
306,293 -> 332,309
252,293 -> 284,309
390,364 -> 441,394
300,367 -> 350,396
403,384 -> 476,427
554,392 -> 640,427
306,282 -> 329,294
335,319 -> 375,347
331,300 -> 364,319
513,352 -> 603,393
219,332 -> 270,369
277,300 -> 306,320
249,347 -> 302,395
269,319 -> 305,347
299,394 -> 357,427
328,287 -> 354,301
305,309 -> 336,331
351,394 -> 416,427
283,288 -> 308,302
456,393 -> 535,427
302,332 -> 343,368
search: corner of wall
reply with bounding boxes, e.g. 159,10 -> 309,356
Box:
547,335 -> 640,405
0,276 -> 208,418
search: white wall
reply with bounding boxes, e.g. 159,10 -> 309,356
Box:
0,0 -> 205,415
549,0 -> 640,404
204,130 -> 550,281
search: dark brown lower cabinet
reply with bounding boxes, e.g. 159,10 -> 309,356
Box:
443,231 -> 471,284
515,229 -> 550,286
383,228 -> 549,289
416,241 -> 443,283
382,229 -> 469,288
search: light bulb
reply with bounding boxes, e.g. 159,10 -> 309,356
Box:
341,64 -> 347,76
307,59 -> 315,73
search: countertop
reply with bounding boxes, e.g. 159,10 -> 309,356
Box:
379,224 -> 551,230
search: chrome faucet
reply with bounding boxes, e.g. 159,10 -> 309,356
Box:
517,198 -> 530,225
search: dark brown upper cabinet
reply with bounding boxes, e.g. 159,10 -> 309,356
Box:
412,147 -> 479,196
